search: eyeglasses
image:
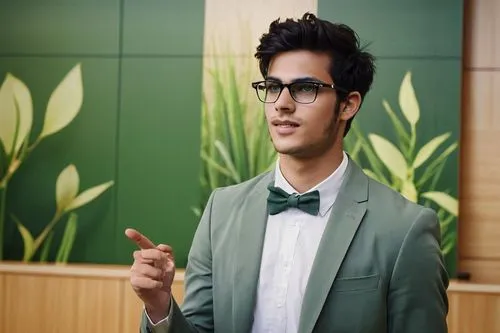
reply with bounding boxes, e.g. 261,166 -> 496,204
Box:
251,80 -> 347,104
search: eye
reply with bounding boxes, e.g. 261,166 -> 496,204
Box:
265,82 -> 281,93
294,83 -> 316,93
256,83 -> 267,91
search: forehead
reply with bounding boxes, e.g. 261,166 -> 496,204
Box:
267,50 -> 332,83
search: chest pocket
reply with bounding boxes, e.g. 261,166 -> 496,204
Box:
332,274 -> 380,292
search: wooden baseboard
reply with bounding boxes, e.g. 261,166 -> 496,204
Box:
1,262 -> 499,333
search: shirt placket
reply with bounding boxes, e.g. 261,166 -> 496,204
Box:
271,217 -> 301,331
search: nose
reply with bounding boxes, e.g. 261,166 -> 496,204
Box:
274,86 -> 295,113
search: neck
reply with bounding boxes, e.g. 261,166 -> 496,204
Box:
278,146 -> 344,193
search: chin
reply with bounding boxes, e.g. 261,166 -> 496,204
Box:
273,139 -> 334,159
273,144 -> 307,156
271,138 -> 300,154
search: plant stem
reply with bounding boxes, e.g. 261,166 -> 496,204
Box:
0,184 -> 6,260
33,211 -> 63,254
24,211 -> 63,262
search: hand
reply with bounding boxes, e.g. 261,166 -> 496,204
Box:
126,228 -> 176,322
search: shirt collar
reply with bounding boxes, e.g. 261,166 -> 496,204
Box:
273,151 -> 349,217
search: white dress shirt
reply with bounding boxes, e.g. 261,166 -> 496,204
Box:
146,152 -> 348,332
251,151 -> 348,333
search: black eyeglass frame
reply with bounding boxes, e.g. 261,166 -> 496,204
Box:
251,80 -> 349,104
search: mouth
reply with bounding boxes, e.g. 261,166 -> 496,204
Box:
271,119 -> 300,128
270,119 -> 300,136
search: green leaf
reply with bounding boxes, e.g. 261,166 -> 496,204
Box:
0,75 -> 16,155
65,181 -> 114,212
421,191 -> 458,216
441,229 -> 457,256
12,76 -> 33,155
417,142 -> 458,188
214,140 -> 241,183
56,164 -> 79,213
440,214 -> 455,236
368,134 -> 408,181
382,99 -> 410,148
196,56 -> 276,215
362,169 -> 380,182
413,133 -> 451,169
350,123 -> 389,185
39,231 -> 54,263
0,74 -> 33,156
227,63 -> 249,180
200,151 -> 233,178
39,63 -> 83,139
13,215 -> 34,262
191,207 -> 201,218
399,71 -> 420,127
428,158 -> 447,192
56,213 -> 78,263
400,179 -> 418,202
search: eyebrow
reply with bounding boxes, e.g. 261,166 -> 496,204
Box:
266,76 -> 324,83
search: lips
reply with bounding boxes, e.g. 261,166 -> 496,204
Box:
271,119 -> 300,135
271,119 -> 300,127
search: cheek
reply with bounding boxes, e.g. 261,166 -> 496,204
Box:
264,105 -> 273,121
304,105 -> 335,131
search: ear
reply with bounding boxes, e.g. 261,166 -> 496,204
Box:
339,91 -> 362,121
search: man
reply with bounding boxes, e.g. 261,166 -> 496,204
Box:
127,12 -> 449,333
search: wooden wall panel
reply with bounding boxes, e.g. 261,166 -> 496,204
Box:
459,0 -> 500,282
2,264 -> 500,332
460,259 -> 500,284
122,281 -> 142,333
4,274 -> 122,333
464,0 -> 500,68
0,273 -> 4,333
2,273 -> 123,333
448,289 -> 500,333
121,275 -> 185,333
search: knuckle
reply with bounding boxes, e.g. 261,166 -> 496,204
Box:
141,249 -> 159,259
130,276 -> 140,286
133,250 -> 141,259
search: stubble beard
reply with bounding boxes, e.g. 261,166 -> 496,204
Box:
269,103 -> 343,159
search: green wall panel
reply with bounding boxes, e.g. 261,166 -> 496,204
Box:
318,0 -> 462,276
122,0 -> 205,56
346,60 -> 460,275
0,1 -> 462,271
0,0 -> 120,55
1,57 -> 119,262
318,0 -> 463,57
115,57 -> 203,266
352,59 -> 460,195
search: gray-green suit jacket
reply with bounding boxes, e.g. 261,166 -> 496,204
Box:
142,159 -> 449,333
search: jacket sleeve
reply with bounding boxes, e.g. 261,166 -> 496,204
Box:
140,190 -> 218,333
388,207 -> 449,333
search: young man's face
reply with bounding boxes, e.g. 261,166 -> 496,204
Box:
264,50 -> 344,159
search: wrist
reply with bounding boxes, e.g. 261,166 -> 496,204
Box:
145,294 -> 171,323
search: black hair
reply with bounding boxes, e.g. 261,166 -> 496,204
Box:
255,12 -> 376,136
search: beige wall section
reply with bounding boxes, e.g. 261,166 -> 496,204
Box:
202,0 -> 318,115
459,0 -> 500,283
203,0 -> 317,56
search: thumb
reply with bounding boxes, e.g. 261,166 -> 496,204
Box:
157,243 -> 173,253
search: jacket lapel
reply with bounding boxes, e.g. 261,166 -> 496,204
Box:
298,160 -> 369,333
232,172 -> 273,333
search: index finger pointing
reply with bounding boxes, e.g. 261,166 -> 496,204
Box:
125,228 -> 156,249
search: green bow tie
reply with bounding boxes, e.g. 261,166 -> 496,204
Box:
267,184 -> 320,216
